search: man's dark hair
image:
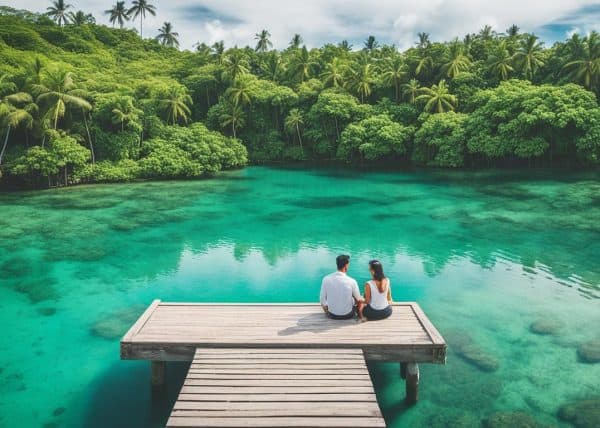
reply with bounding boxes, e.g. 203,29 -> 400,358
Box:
336,255 -> 350,270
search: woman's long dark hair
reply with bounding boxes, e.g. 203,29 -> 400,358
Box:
369,260 -> 386,292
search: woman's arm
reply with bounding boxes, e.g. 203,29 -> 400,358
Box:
387,280 -> 392,304
364,282 -> 371,305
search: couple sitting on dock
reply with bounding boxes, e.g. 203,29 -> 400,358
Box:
320,255 -> 393,321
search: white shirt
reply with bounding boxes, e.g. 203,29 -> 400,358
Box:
367,279 -> 391,310
320,271 -> 361,316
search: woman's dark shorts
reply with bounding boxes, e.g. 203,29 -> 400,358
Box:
363,305 -> 392,320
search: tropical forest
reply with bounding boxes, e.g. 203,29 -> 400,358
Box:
0,2 -> 599,189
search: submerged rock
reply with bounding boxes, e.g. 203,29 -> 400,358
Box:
37,307 -> 57,317
483,411 -> 540,428
577,339 -> 600,363
529,319 -> 562,336
456,343 -> 500,372
558,398 -> 600,428
427,411 -> 479,428
14,279 -> 59,303
90,306 -> 146,340
52,407 -> 65,417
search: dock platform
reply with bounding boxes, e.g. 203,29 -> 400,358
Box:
121,301 -> 446,427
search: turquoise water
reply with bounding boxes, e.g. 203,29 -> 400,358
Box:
0,166 -> 599,428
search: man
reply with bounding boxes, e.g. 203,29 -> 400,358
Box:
320,255 -> 363,319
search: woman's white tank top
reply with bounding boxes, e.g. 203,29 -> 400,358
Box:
368,279 -> 390,310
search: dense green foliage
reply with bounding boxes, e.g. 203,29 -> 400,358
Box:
0,6 -> 599,187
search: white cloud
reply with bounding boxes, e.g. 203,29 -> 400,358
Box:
5,0 -> 600,50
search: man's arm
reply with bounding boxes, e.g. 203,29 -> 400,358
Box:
320,278 -> 328,313
352,280 -> 363,304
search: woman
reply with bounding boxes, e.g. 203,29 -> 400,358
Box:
358,260 -> 392,321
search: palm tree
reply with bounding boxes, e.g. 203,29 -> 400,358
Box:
349,62 -> 374,103
111,97 -> 141,131
68,11 -> 94,25
158,87 -> 192,124
26,58 -> 44,88
259,52 -> 284,82
441,41 -> 471,79
561,31 -> 600,91
255,29 -> 273,53
33,68 -> 92,130
222,51 -> 249,82
32,68 -> 95,160
487,41 -> 514,81
380,55 -> 406,101
506,24 -> 520,38
284,108 -> 304,151
46,0 -> 72,26
156,22 -> 179,48
0,74 -> 16,97
220,104 -> 245,138
417,32 -> 431,49
513,34 -> 545,80
212,41 -> 226,64
415,52 -> 434,77
416,79 -> 457,113
289,34 -> 303,49
0,93 -> 35,165
226,76 -> 254,107
320,58 -> 346,88
364,35 -> 379,52
338,40 -> 353,51
479,25 -> 494,41
105,1 -> 129,29
290,47 -> 315,83
401,79 -> 420,104
128,0 -> 156,38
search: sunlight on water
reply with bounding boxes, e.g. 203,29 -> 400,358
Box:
0,166 -> 599,427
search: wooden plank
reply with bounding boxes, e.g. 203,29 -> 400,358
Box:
121,299 -> 161,342
187,369 -> 369,375
122,343 -> 442,362
409,303 -> 446,345
183,379 -> 374,386
166,416 -> 386,427
172,401 -> 380,412
176,393 -> 378,402
192,357 -> 366,364
185,374 -> 372,380
170,408 -> 380,417
180,386 -> 376,394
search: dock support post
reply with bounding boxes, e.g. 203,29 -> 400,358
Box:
405,363 -> 419,405
151,361 -> 166,387
400,362 -> 407,379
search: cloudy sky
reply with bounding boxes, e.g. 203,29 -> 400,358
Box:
7,0 -> 600,50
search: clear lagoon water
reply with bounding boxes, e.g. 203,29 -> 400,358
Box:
0,165 -> 599,428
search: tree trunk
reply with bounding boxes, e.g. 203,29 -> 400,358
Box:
296,124 -> 303,152
232,122 -> 236,139
63,167 -> 68,187
83,111 -> 95,163
140,17 -> 143,38
395,81 -> 399,103
0,126 -> 11,165
334,118 -> 340,142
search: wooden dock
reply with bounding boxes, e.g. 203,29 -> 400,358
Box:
167,348 -> 385,427
121,301 -> 446,427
